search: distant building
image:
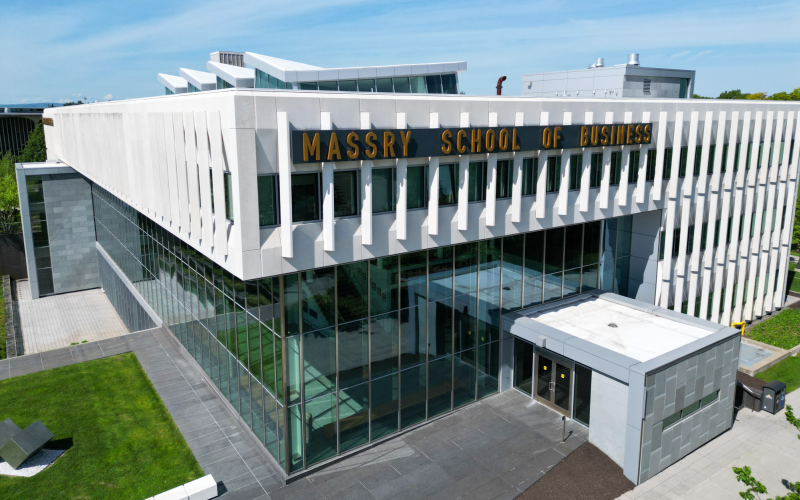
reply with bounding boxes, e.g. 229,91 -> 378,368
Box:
522,54 -> 695,99
0,104 -> 51,156
158,51 -> 466,95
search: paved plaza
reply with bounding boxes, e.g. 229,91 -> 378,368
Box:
16,279 -> 129,354
616,387 -> 800,500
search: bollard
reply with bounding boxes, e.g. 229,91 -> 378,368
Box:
562,416 -> 566,442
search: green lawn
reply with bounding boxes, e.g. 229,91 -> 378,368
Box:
756,355 -> 800,394
748,309 -> 800,350
0,353 -> 203,499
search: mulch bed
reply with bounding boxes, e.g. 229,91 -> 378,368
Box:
737,370 -> 766,390
516,442 -> 634,500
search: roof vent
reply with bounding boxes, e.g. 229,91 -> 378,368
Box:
627,53 -> 640,66
608,323 -> 618,328
588,57 -> 604,69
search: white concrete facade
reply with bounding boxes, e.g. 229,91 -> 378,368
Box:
42,91 -> 800,328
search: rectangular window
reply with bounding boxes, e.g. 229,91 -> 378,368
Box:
318,81 -> 338,91
714,222 -> 720,248
439,163 -> 458,206
700,390 -> 719,407
441,74 -> 458,94
740,214 -> 745,240
727,217 -> 733,244
496,160 -> 511,198
357,79 -> 375,92
393,77 -> 410,93
683,227 -> 690,255
569,154 -> 582,190
659,230 -> 665,261
372,168 -> 394,213
679,147 -> 688,177
334,170 -> 359,217
628,150 -> 640,183
662,410 -> 681,428
610,152 -> 622,185
573,364 -> 592,427
750,212 -> 756,238
757,143 -> 764,168
468,161 -> 487,201
721,144 -> 728,173
257,175 -> 279,226
298,82 -> 318,91
734,144 -> 741,171
338,80 -> 357,92
409,76 -> 426,94
291,173 -> 320,222
663,148 -> 673,179
707,145 -> 715,174
224,172 -> 234,221
425,75 -> 442,94
407,166 -> 427,209
700,222 -> 707,251
375,78 -> 393,93
746,143 -> 753,169
522,158 -> 537,195
693,146 -> 702,176
645,150 -> 656,181
590,153 -> 602,188
546,156 -> 561,192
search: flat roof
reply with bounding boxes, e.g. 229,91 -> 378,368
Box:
519,294 -> 713,363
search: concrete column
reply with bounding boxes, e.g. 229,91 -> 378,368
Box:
428,112 -> 440,235
486,153 -> 497,227
206,111 -> 228,254
764,111 -> 788,315
361,111 -> 372,246
558,150 -> 569,216
277,111 -> 293,258
635,111 -> 651,205
599,111 -> 613,210
321,112 -> 335,252
396,113 -> 407,241
457,112 -> 470,231
535,111 -> 549,218
511,111 -> 524,223
775,113 -> 800,310
618,111 -> 633,206
696,111 -> 714,195
746,111 -> 773,320
653,111 -> 669,201
714,111 -> 739,324
579,112 -> 593,213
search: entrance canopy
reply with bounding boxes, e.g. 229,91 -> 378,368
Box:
503,290 -> 737,384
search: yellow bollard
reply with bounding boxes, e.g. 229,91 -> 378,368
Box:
731,322 -> 746,336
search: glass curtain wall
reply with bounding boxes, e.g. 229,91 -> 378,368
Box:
93,182 -> 632,475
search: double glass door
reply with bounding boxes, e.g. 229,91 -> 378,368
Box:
534,351 -> 573,416
513,339 -> 573,417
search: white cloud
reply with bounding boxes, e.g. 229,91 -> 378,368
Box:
103,94 -> 112,100
671,50 -> 691,58
695,50 -> 713,57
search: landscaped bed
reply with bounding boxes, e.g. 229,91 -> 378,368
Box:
0,353 -> 203,499
516,442 -> 634,500
748,309 -> 800,350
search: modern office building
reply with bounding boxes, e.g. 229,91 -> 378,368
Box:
158,51 -> 466,95
20,87 -> 800,486
522,54 -> 695,99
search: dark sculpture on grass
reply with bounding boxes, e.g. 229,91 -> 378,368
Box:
0,418 -> 54,470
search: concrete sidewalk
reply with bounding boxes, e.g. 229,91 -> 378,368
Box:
617,388 -> 800,500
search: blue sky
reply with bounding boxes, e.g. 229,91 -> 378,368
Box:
1,0 -> 799,103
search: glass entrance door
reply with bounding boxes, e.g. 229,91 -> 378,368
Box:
534,351 -> 573,416
513,338 -> 534,396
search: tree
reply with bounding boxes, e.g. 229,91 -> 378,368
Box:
718,89 -> 750,100
733,466 -> 800,499
17,123 -> 47,163
0,153 -> 19,231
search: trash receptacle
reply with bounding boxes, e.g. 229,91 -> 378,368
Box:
761,381 -> 786,414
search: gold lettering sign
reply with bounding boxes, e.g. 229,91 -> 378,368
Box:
400,130 -> 411,156
471,129 -> 482,153
643,124 -> 652,143
553,126 -> 562,149
499,129 -> 509,151
512,128 -> 520,151
485,129 -> 495,152
303,132 -> 321,161
542,127 -> 552,148
591,126 -> 599,146
441,130 -> 453,154
616,125 -> 625,145
635,125 -> 642,144
346,132 -> 359,159
580,126 -> 589,147
601,126 -> 609,146
327,132 -> 341,161
364,131 -> 378,159
610,126 -> 615,146
626,125 -> 634,145
42,117 -> 54,126
456,130 -> 467,153
383,131 -> 395,158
